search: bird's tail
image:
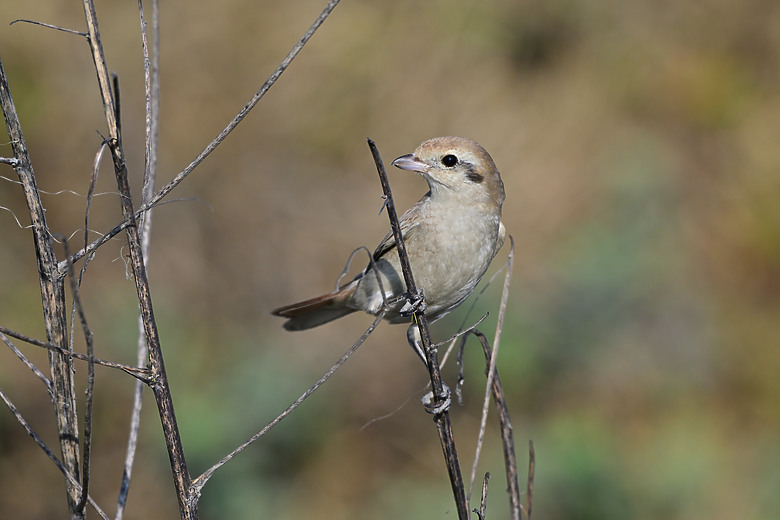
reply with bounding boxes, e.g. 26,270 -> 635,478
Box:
271,283 -> 356,331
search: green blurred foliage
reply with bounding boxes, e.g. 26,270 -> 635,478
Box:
1,0 -> 779,518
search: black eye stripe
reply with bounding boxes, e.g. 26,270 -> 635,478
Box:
465,165 -> 484,183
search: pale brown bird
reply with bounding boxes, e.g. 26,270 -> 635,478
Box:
272,136 -> 506,360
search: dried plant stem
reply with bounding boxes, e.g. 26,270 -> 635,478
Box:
476,472 -> 490,520
60,238 -> 96,514
0,58 -> 82,518
80,1 -> 195,517
0,326 -> 151,379
0,388 -> 109,520
1,331 -> 52,388
367,138 -> 469,520
116,1 -> 160,517
57,0 -> 343,276
525,440 -> 535,520
474,330 -> 521,519
193,311 -> 385,493
468,237 -> 519,517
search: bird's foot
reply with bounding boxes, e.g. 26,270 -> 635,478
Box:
421,383 -> 452,415
400,288 -> 426,317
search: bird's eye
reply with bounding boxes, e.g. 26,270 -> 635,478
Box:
441,154 -> 458,167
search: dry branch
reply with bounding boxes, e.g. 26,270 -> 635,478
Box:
0,57 -> 82,519
57,0 -> 344,276
367,138 -> 470,520
193,311 -> 386,493
80,1 -> 195,516
474,330 -> 522,519
0,387 -> 109,520
117,1 -> 161,517
0,326 -> 152,379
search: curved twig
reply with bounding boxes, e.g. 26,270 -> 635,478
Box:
192,311 -> 385,494
57,0 -> 343,277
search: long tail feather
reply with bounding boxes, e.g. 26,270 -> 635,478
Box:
272,284 -> 356,331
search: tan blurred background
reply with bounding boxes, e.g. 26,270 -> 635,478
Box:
1,0 -> 779,518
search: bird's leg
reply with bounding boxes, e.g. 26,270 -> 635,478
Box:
406,324 -> 428,367
401,289 -> 427,363
407,324 -> 452,413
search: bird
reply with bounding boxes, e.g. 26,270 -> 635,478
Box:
272,136 -> 506,361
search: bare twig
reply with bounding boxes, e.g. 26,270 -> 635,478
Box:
366,138 -> 469,520
0,56 -> 82,517
0,326 -> 152,380
80,2 -> 195,516
9,18 -> 88,37
116,0 -> 160,520
85,140 -> 109,250
442,313 -> 489,406
444,256 -> 512,368
5,0 -> 345,515
117,2 -> 160,517
335,246 -> 373,290
1,331 -> 52,391
57,0 -> 343,276
138,0 -> 159,250
58,237 -> 96,514
68,145 -> 104,510
468,237 -> 516,508
525,440 -> 535,520
473,330 -> 521,520
476,472 -> 490,520
0,388 -> 110,520
193,311 -> 385,494
435,312 -> 489,351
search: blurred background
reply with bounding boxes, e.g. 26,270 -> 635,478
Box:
1,0 -> 779,518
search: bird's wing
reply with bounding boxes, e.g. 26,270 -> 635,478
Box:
371,229 -> 396,261
371,196 -> 427,261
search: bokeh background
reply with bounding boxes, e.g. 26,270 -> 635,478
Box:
1,0 -> 779,518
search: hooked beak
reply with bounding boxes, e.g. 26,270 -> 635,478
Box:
392,153 -> 429,173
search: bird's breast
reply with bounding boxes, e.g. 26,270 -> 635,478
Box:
405,204 -> 502,318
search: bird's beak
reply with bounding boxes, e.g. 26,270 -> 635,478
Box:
392,154 -> 429,173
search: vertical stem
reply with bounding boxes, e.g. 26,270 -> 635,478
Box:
474,331 -> 521,519
80,2 -> 196,517
367,139 -> 469,520
0,59 -> 82,518
118,1 -> 159,517
108,78 -> 196,519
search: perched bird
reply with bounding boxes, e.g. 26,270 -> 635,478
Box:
272,136 -> 506,360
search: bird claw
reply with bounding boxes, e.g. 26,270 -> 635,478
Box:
422,384 -> 452,415
400,289 -> 426,317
